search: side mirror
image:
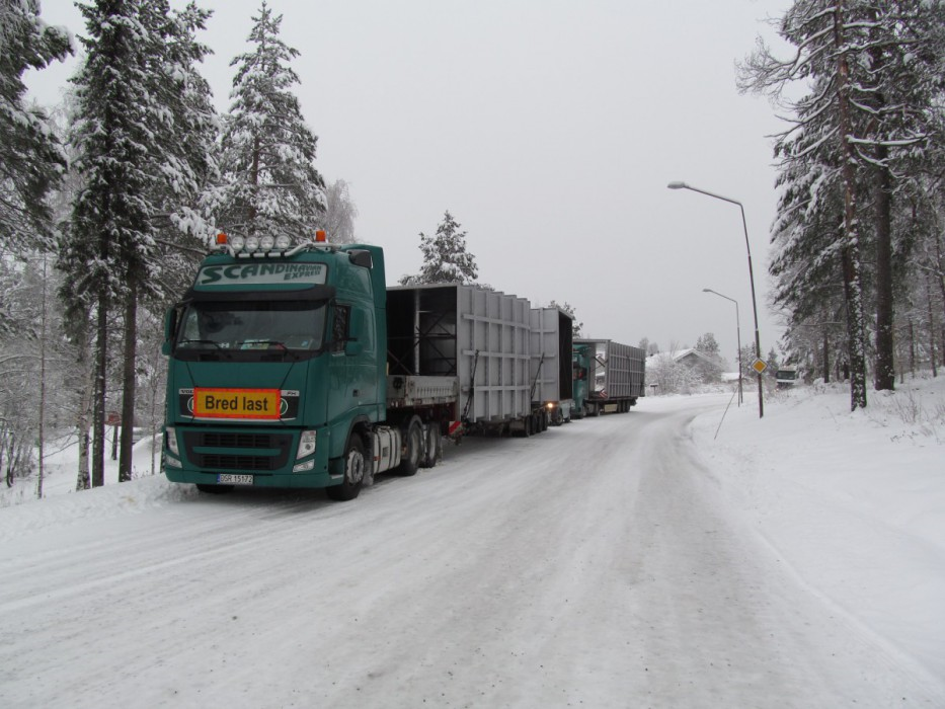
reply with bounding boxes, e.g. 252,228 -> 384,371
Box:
348,249 -> 373,269
163,306 -> 179,355
344,340 -> 364,356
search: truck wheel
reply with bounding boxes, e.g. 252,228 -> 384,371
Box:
420,425 -> 440,468
397,420 -> 423,476
328,436 -> 366,501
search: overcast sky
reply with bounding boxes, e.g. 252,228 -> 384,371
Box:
29,0 -> 794,365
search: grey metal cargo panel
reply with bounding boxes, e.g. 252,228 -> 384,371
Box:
529,307 -> 574,404
387,284 -> 532,422
575,338 -> 646,400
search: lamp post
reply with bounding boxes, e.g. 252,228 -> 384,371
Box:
703,288 -> 743,405
669,181 -> 763,418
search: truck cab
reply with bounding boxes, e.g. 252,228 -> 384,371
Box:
163,233 -> 388,498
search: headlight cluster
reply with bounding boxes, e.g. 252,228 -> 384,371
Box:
292,430 -> 317,472
228,234 -> 293,254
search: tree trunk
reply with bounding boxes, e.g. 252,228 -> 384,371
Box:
927,273 -> 938,377
74,325 -> 92,492
91,288 -> 109,487
873,158 -> 895,390
909,319 -> 916,378
118,275 -> 138,483
866,11 -> 896,392
37,255 -> 48,499
834,1 -> 868,410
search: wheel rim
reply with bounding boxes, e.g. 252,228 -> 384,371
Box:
346,448 -> 365,484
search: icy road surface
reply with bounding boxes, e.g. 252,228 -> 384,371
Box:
0,396 -> 938,708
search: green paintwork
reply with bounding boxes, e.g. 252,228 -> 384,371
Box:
163,243 -> 388,490
572,343 -> 591,416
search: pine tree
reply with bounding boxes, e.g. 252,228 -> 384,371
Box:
215,1 -> 325,241
400,210 -> 479,285
60,0 -> 217,486
0,0 -> 71,259
740,0 -> 945,409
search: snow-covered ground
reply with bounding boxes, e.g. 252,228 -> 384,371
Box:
1,376 -> 943,707
691,375 -> 945,699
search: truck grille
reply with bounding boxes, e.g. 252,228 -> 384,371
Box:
200,432 -> 273,449
200,454 -> 273,471
182,431 -> 292,472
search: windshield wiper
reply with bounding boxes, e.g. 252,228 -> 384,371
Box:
237,340 -> 287,351
178,339 -> 223,349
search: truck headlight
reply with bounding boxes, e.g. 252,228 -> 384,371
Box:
165,427 -> 180,456
296,430 -> 317,459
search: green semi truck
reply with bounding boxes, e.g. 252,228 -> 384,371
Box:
162,232 -> 562,500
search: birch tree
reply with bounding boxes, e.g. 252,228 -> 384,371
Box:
323,178 -> 358,244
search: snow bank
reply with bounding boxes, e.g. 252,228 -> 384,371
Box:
0,433 -> 193,542
689,375 -> 945,692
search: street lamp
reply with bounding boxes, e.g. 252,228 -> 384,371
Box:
703,288 -> 743,405
669,181 -> 763,418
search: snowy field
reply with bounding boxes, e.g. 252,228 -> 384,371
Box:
1,377 -> 943,707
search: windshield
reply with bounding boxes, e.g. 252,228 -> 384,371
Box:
176,300 -> 328,356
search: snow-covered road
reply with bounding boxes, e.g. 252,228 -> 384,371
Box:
1,396 -> 939,708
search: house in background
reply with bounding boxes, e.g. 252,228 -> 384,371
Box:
670,348 -> 727,383
645,348 -> 730,393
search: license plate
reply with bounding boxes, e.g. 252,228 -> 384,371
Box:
218,474 -> 254,485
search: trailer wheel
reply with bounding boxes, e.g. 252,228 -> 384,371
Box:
420,425 -> 440,468
540,411 -> 549,432
397,420 -> 423,476
328,436 -> 366,501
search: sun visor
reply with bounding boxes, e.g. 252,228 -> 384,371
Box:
186,284 -> 336,302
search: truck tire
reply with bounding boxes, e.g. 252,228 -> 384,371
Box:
397,419 -> 423,476
327,436 -> 366,501
420,425 -> 440,468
